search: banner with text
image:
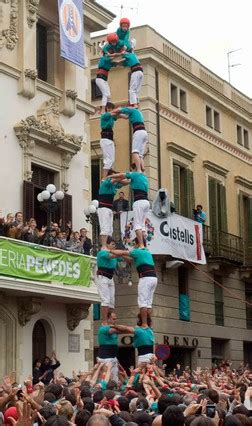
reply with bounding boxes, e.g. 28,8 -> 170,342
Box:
120,211 -> 206,264
58,0 -> 85,68
0,239 -> 91,286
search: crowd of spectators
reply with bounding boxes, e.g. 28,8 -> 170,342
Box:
0,212 -> 92,255
1,358 -> 252,425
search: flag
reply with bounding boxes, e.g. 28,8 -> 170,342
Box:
58,0 -> 85,68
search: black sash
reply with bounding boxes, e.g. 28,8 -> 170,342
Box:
133,122 -> 145,133
99,345 -> 118,358
101,128 -> 113,140
131,65 -> 143,73
133,189 -> 148,202
137,263 -> 156,278
137,345 -> 154,355
98,194 -> 114,209
97,267 -> 114,280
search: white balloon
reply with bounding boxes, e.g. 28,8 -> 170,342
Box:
91,199 -> 99,209
54,191 -> 64,200
83,208 -> 90,216
46,184 -> 56,194
37,193 -> 43,202
89,205 -> 97,214
128,281 -> 133,287
41,190 -> 50,200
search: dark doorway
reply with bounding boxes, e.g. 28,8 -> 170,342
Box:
117,347 -> 135,375
32,320 -> 46,362
165,347 -> 193,373
244,342 -> 252,368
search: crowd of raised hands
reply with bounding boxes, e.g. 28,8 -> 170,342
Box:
1,360 -> 252,425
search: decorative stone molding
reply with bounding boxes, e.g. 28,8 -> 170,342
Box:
61,182 -> 69,193
160,105 -> 252,165
14,97 -> 83,180
60,89 -> 78,118
203,161 -> 229,177
0,0 -> 18,50
167,142 -> 196,162
18,68 -> 38,99
66,304 -> 91,331
24,170 -> 33,181
17,297 -> 42,326
235,176 -> 252,191
26,0 -> 39,28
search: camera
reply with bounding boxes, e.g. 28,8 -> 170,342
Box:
206,404 -> 216,418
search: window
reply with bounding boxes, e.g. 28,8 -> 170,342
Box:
214,276 -> 224,326
170,83 -> 187,112
36,22 -> 48,81
171,84 -> 178,107
239,194 -> 252,263
237,125 -> 250,149
173,163 -> 194,218
208,177 -> 227,232
91,79 -> 102,101
245,284 -> 252,329
237,125 -> 242,145
91,159 -> 101,200
178,267 -> 190,321
206,106 -> 220,132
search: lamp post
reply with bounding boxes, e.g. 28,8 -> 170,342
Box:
84,200 -> 99,256
37,184 -> 64,230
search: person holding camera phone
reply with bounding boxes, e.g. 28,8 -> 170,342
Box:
193,204 -> 206,225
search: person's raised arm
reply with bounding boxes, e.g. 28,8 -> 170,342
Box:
112,324 -> 134,334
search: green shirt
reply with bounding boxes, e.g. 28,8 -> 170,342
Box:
123,52 -> 140,68
100,112 -> 117,130
103,40 -> 125,54
98,325 -> 118,346
116,27 -> 131,50
97,56 -> 116,71
99,178 -> 122,196
133,327 -> 154,348
97,250 -> 123,270
125,172 -> 149,192
120,107 -> 144,124
130,247 -> 154,268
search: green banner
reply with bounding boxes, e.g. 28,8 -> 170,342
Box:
0,238 -> 91,286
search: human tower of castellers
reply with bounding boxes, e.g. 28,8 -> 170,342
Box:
94,18 -> 158,381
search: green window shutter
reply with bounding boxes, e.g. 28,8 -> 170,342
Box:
185,169 -> 194,218
238,192 -> 244,237
208,178 -> 218,231
173,164 -> 180,214
217,183 -> 228,232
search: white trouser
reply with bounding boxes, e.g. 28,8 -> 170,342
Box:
95,78 -> 111,106
138,353 -> 154,364
132,129 -> 148,158
138,276 -> 157,308
100,138 -> 115,170
133,199 -> 150,231
129,70 -> 144,105
98,207 -> 113,236
95,275 -> 115,308
96,357 -> 118,382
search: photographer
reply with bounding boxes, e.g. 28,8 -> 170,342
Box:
193,205 -> 206,225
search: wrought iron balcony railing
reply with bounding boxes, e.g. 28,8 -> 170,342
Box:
203,225 -> 252,266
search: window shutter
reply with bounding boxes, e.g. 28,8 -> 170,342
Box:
61,193 -> 72,229
238,192 -> 244,237
173,164 -> 180,213
185,169 -> 194,218
218,183 -> 228,232
208,178 -> 218,231
23,181 -> 34,223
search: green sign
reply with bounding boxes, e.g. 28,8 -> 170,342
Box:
0,238 -> 91,286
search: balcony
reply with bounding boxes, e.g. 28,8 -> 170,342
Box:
203,225 -> 244,265
203,226 -> 252,269
0,237 -> 99,303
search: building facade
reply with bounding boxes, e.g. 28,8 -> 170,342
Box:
0,0 -> 114,381
90,26 -> 252,370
